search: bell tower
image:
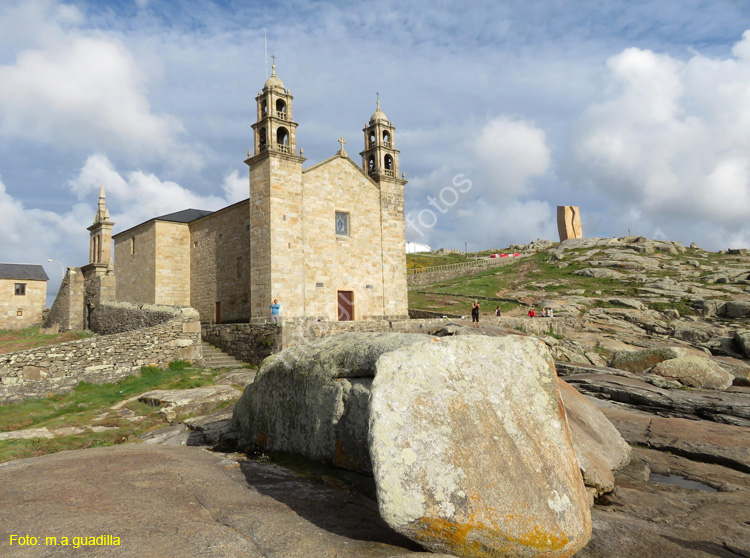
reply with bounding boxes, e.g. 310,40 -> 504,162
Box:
245,61 -> 306,321
360,96 -> 408,318
88,185 -> 114,267
250,61 -> 299,157
360,95 -> 403,183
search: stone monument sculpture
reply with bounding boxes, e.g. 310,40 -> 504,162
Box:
557,205 -> 583,241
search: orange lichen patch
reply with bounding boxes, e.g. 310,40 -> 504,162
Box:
333,437 -> 362,471
412,515 -> 571,557
255,431 -> 275,448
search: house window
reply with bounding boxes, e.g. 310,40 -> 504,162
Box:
14,283 -> 25,296
335,211 -> 349,236
17,310 -> 23,317
130,237 -> 136,255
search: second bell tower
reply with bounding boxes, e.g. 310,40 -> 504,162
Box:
245,63 -> 306,321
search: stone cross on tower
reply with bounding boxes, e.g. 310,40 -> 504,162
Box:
338,136 -> 347,157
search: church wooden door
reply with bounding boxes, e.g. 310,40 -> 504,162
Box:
337,291 -> 353,321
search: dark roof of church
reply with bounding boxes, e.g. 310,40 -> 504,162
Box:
153,209 -> 214,223
0,263 -> 49,281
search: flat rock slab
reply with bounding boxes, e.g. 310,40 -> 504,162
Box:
578,448 -> 750,558
370,335 -> 591,558
566,373 -> 750,427
139,386 -> 239,421
0,445 -> 423,558
215,370 -> 257,388
0,428 -> 54,440
590,399 -> 750,474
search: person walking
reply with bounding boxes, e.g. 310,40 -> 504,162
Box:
270,299 -> 281,324
472,300 -> 481,328
495,306 -> 502,317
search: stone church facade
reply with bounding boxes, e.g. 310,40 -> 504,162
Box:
52,65 -> 409,327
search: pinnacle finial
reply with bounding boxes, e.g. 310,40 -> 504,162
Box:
338,136 -> 347,156
376,91 -> 380,110
271,54 -> 276,75
94,184 -> 110,224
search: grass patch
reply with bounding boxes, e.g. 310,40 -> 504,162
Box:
0,361 -> 220,463
647,300 -> 696,316
0,327 -> 92,354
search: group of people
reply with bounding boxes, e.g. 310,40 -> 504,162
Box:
527,307 -> 554,318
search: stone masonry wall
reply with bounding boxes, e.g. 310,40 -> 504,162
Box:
190,200 -> 251,323
115,222 -> 157,304
154,221 -> 191,306
202,316 -> 580,368
90,299 -> 185,334
0,306 -> 202,402
202,323 -> 281,366
0,278 -> 47,330
301,156 -> 387,320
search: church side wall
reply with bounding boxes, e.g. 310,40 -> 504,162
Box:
154,221 -> 191,306
0,279 -> 47,330
302,158 -> 385,320
190,201 -> 251,323
115,222 -> 157,305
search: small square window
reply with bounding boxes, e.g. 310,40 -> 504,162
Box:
335,211 -> 349,236
14,283 -> 25,296
16,310 -> 23,316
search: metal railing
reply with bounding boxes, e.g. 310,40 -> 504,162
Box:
407,256 -> 517,275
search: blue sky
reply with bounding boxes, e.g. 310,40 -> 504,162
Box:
1,0 -> 749,302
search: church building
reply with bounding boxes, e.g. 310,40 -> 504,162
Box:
106,65 -> 408,323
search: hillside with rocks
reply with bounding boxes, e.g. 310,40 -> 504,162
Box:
408,236 -> 750,556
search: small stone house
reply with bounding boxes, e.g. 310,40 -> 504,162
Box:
0,263 -> 48,330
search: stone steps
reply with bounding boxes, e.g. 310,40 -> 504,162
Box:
201,342 -> 244,369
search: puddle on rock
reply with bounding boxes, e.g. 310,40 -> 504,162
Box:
649,473 -> 718,493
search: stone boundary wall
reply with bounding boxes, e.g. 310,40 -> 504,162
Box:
408,309 -> 464,319
407,256 -> 524,288
203,315 -> 581,367
202,323 -> 281,366
91,300 -> 184,334
0,307 -> 202,402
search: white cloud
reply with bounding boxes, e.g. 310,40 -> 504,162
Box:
0,1 -> 203,172
221,169 -> 248,203
475,117 -> 551,201
67,154 -> 230,232
567,32 -> 750,249
0,173 -> 92,297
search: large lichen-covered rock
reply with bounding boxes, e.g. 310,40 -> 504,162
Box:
608,346 -> 691,373
229,332 -> 430,472
370,336 -> 591,558
649,356 -> 734,390
557,379 -> 631,499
